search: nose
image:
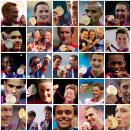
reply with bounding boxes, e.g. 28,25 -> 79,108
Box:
12,87 -> 16,94
43,90 -> 48,96
114,63 -> 119,69
86,11 -> 91,17
6,110 -> 12,117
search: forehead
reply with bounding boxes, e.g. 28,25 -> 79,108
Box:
36,4 -> 49,10
92,86 -> 100,90
116,105 -> 130,110
91,54 -> 104,59
69,57 -> 74,60
108,55 -> 124,61
116,33 -> 128,37
55,105 -> 74,112
59,27 -> 71,32
10,30 -> 21,35
2,56 -> 12,62
1,105 -> 12,110
6,79 -> 23,85
116,4 -> 127,10
120,80 -> 130,87
38,82 -> 52,89
82,31 -> 88,34
87,4 -> 100,11
84,108 -> 97,115
9,5 -> 18,11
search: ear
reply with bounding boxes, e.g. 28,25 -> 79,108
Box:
117,86 -> 122,97
100,12 -> 103,17
98,112 -> 102,119
123,60 -> 126,67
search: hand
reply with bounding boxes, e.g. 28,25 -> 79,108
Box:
105,40 -> 112,51
27,43 -> 33,52
43,56 -> 50,68
105,118 -> 112,130
27,20 -> 32,26
79,84 -> 88,94
79,122 -> 91,130
116,71 -> 130,78
105,94 -> 117,104
79,73 -> 83,78
109,19 -> 120,26
87,39 -> 92,44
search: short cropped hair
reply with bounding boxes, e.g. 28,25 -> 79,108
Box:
2,2 -> 17,15
44,106 -> 52,113
53,55 -> 62,62
92,82 -> 104,90
116,27 -> 129,38
28,110 -> 36,117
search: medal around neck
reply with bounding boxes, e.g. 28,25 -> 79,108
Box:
5,39 -> 13,49
106,85 -> 117,95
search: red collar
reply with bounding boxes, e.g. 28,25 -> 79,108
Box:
36,22 -> 47,26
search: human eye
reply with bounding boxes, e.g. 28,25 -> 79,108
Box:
45,10 -> 49,13
8,84 -> 14,88
65,110 -> 72,115
16,86 -> 23,89
57,110 -> 63,115
92,10 -> 97,14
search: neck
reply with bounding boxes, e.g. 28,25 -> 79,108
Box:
94,97 -> 102,102
91,70 -> 102,77
93,121 -> 103,130
57,126 -> 72,130
120,20 -> 127,25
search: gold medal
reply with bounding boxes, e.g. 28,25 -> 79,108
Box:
17,67 -> 24,75
5,39 -> 13,49
60,45 -> 68,52
80,15 -> 90,25
107,15 -> 115,21
106,85 -> 117,95
29,17 -> 37,26
108,115 -> 118,129
54,6 -> 64,16
18,108 -> 26,119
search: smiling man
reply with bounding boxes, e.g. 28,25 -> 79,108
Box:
54,27 -> 78,52
105,53 -> 130,78
1,79 -> 25,104
80,106 -> 104,130
53,105 -> 78,130
80,53 -> 104,78
80,82 -> 104,104
2,27 -> 23,52
1,105 -> 13,130
106,79 -> 130,104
